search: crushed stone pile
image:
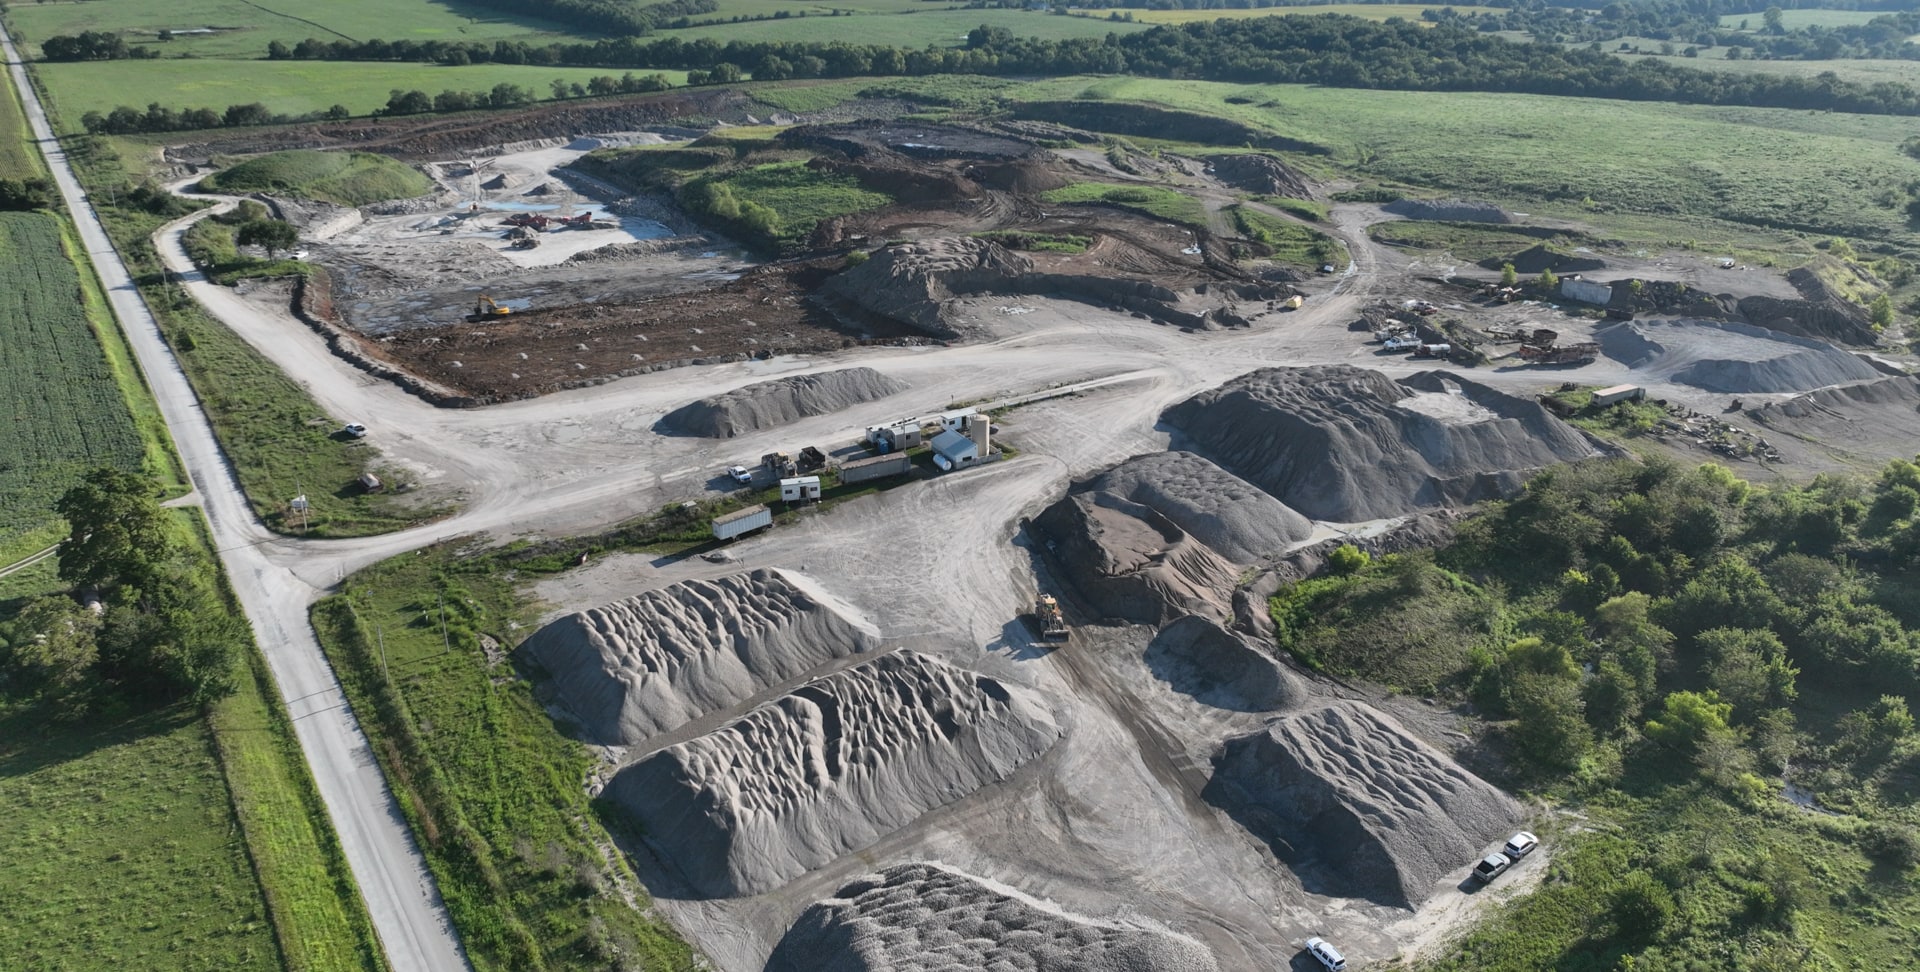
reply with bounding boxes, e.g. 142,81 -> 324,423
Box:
1204,702 -> 1522,907
1162,365 -> 1595,522
1383,198 -> 1510,223
765,862 -> 1221,972
607,650 -> 1061,898
1597,319 -> 1880,394
656,367 -> 909,438
1032,492 -> 1240,625
1203,153 -> 1312,199
822,237 -> 1036,339
1085,452 -> 1312,563
1745,376 -> 1920,462
516,568 -> 880,746
1144,617 -> 1305,713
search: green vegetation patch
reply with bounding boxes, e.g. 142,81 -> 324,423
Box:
1228,203 -> 1340,267
311,552 -> 694,972
203,150 -> 431,206
1041,181 -> 1207,228
684,159 -> 891,251
0,212 -> 145,559
1270,551 -> 1503,691
1368,219 -> 1576,262
0,705 -> 281,971
972,230 -> 1092,253
1257,195 -> 1328,223
0,59 -> 41,180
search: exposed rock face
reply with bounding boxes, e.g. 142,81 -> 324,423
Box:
1383,198 -> 1511,223
516,568 -> 880,746
1162,365 -> 1596,522
1204,702 -> 1523,907
606,650 -> 1061,898
1144,617 -> 1306,713
1085,452 -> 1312,564
656,367 -> 909,438
1596,319 -> 1881,394
1032,492 -> 1241,625
1203,153 -> 1312,199
765,862 -> 1222,972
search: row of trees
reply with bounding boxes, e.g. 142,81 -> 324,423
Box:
79,101 -> 350,135
417,0 -> 717,37
0,469 -> 243,717
40,30 -> 159,61
273,15 -> 1920,116
0,177 -> 54,212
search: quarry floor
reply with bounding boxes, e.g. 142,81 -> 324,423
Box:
156,151 -> 1914,971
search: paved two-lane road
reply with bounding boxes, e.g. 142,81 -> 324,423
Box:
0,23 -> 469,972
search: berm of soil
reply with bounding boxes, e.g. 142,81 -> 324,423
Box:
657,367 -> 909,438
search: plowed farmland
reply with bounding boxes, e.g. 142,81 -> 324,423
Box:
0,212 -> 143,553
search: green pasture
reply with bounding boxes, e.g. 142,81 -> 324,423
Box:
664,7 -> 1147,46
1075,4 -> 1492,23
1718,8 -> 1888,29
204,150 -> 432,206
5,0 -> 588,60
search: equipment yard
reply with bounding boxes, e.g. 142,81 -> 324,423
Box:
109,85 -> 1920,972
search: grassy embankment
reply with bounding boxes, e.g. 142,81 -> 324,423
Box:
53,136 -> 443,536
1272,459 -> 1920,968
1041,180 -> 1209,228
203,150 -> 434,207
1227,203 -> 1340,267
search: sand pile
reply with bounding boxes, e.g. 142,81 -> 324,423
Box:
656,367 -> 909,438
822,237 -> 1036,339
1032,492 -> 1241,625
1597,319 -> 1880,394
1205,702 -> 1522,907
516,568 -> 880,746
607,651 -> 1060,897
1204,153 -> 1312,199
1383,198 -> 1510,223
766,862 -> 1221,972
1085,452 -> 1311,563
1163,366 -> 1595,522
1144,617 -> 1305,713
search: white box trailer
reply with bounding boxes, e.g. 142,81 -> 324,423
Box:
780,476 -> 822,502
838,451 -> 912,485
712,504 -> 771,540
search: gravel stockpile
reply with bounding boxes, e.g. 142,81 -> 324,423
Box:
1144,617 -> 1305,713
765,862 -> 1221,972
1205,702 -> 1522,907
1745,376 -> 1920,464
1382,198 -> 1511,223
1162,366 -> 1596,522
1597,319 -> 1881,394
656,367 -> 909,438
607,651 -> 1061,898
1032,492 -> 1240,625
1086,452 -> 1312,563
821,237 -> 1036,339
516,568 -> 880,746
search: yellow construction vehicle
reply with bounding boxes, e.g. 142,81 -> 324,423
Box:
470,295 -> 512,321
1035,594 -> 1069,641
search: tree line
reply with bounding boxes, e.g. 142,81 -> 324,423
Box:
267,14 -> 1920,116
429,0 -> 718,36
40,30 -> 160,61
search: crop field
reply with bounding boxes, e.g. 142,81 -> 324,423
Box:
0,212 -> 146,561
0,704 -> 281,971
664,8 -> 1147,46
4,0 -> 588,61
1009,77 -> 1920,241
1071,4 -> 1494,23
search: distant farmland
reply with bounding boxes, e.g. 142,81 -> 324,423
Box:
0,212 -> 144,555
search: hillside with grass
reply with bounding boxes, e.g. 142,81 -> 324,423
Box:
203,150 -> 431,206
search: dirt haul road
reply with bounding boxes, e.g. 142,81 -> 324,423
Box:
0,21 -> 471,972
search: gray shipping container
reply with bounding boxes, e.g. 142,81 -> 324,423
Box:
712,504 -> 772,540
838,452 -> 912,485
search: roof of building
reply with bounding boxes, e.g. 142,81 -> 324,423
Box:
930,429 -> 977,457
714,504 -> 770,524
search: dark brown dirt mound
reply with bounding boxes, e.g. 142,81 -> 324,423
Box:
1031,491 -> 1239,625
766,862 -> 1221,972
606,650 -> 1060,898
1203,702 -> 1523,907
1203,154 -> 1312,199
1481,243 -> 1604,275
1162,365 -> 1596,522
656,367 -> 908,438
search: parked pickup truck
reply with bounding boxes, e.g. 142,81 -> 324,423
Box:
1381,334 -> 1422,352
1472,852 -> 1513,884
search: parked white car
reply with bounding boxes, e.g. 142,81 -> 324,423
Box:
1304,936 -> 1347,971
1504,831 -> 1539,859
341,422 -> 368,438
727,465 -> 753,485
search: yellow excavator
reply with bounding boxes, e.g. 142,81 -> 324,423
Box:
470,295 -> 512,321
1035,594 -> 1069,642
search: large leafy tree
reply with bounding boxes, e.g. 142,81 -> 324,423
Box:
54,467 -> 172,593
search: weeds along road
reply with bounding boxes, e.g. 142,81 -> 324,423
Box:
0,22 -> 473,972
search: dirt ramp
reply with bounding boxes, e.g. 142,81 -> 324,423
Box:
1145,617 -> 1305,713
656,367 -> 909,438
1205,702 -> 1522,907
516,568 -> 880,746
1162,366 -> 1595,522
607,651 -> 1060,898
765,862 -> 1221,972
1596,319 -> 1880,393
1087,451 -> 1311,563
1032,492 -> 1240,625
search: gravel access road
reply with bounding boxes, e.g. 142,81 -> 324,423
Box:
0,23 -> 471,972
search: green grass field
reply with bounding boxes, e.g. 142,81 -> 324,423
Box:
664,7 -> 1146,46
0,53 -> 40,179
0,212 -> 147,561
1043,180 -> 1209,227
1010,77 -> 1920,241
1616,51 -> 1920,88
5,0 -> 589,60
1073,3 -> 1492,23
1717,8 -> 1888,29
311,551 -> 694,972
0,704 -> 282,971
204,150 -> 432,206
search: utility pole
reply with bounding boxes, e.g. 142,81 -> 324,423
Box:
378,621 -> 389,684
439,593 -> 450,654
